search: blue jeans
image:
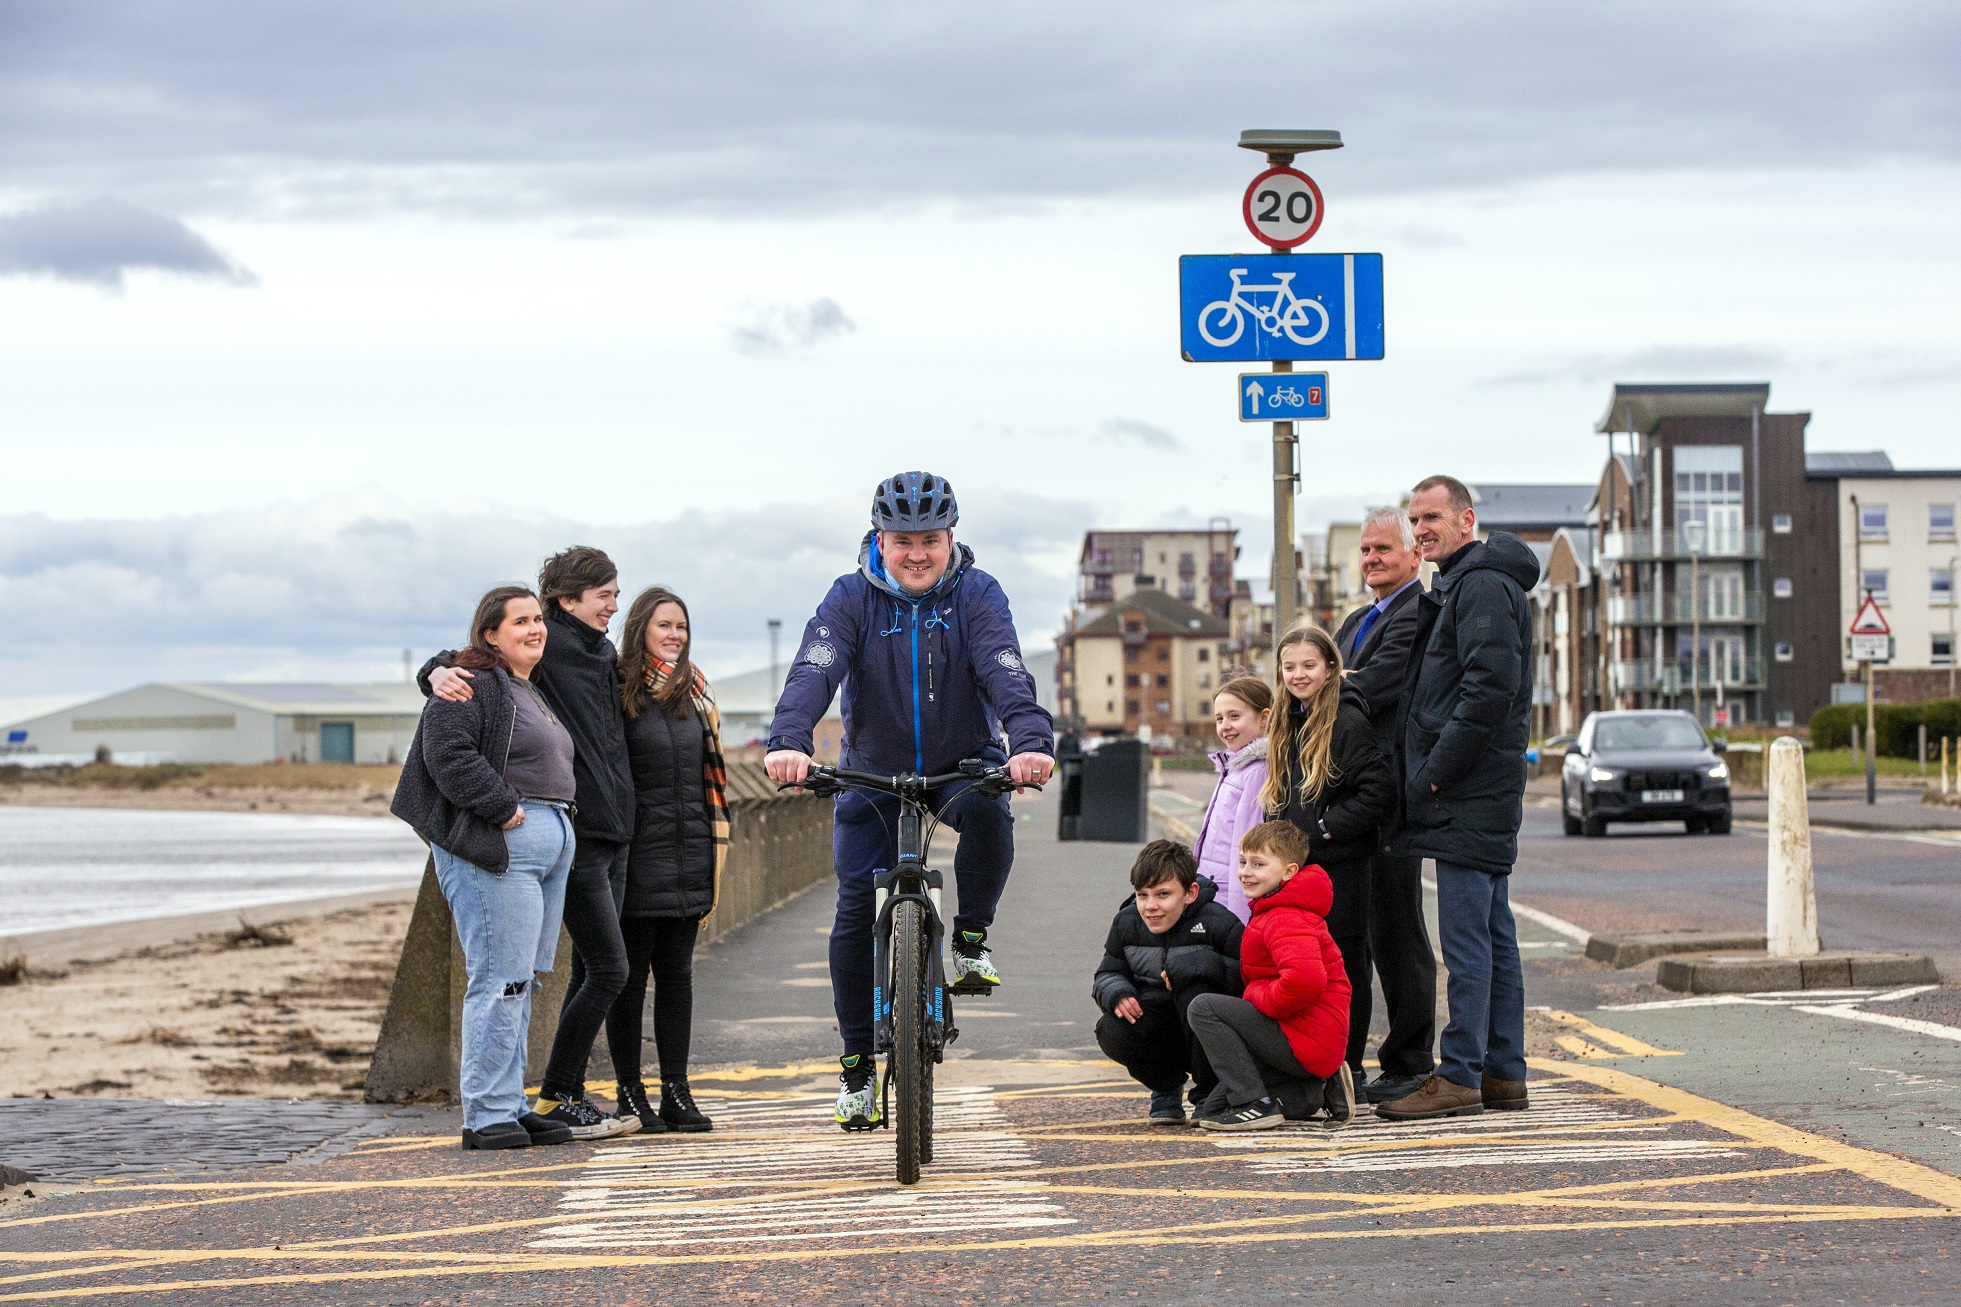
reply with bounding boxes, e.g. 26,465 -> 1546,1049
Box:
432,803 -> 574,1131
830,781 -> 1013,1057
1434,860 -> 1527,1089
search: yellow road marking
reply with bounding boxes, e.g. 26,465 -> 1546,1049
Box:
1542,1009 -> 1682,1057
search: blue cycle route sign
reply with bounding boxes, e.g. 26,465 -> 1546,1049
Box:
1179,253 -> 1384,362
1239,371 -> 1327,421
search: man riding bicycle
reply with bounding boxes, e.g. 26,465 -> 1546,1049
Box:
766,472 -> 1055,1130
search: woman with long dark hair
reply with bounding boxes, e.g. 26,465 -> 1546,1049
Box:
390,586 -> 583,1150
605,586 -> 727,1133
1263,622 -> 1396,1103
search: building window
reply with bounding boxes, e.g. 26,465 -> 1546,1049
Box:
1105,674 -> 1114,686
1861,569 -> 1889,602
1125,674 -> 1140,687
1126,700 -> 1140,716
1859,503 -> 1888,540
1934,568 -> 1956,607
1935,634 -> 1955,666
1155,700 -> 1171,716
1196,647 -> 1209,662
1673,445 -> 1744,551
1932,504 -> 1956,542
1197,672 -> 1210,688
1156,648 -> 1169,662
1771,514 -> 1793,534
1151,674 -> 1165,688
1776,709 -> 1795,727
1774,642 -> 1794,662
1773,577 -> 1793,599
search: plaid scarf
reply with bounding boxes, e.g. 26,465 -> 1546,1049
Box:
647,657 -> 730,911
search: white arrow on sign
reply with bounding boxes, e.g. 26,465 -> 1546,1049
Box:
1244,379 -> 1266,414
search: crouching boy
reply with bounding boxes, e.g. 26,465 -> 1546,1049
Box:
1187,821 -> 1354,1132
1092,840 -> 1245,1124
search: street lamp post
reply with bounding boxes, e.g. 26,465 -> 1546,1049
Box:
1949,553 -> 1958,701
1684,519 -> 1706,722
1239,128 -> 1342,645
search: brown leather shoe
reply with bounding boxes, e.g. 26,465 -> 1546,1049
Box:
1374,1074 -> 1484,1122
1482,1076 -> 1529,1111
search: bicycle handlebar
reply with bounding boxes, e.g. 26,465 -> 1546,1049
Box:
778,759 -> 1042,799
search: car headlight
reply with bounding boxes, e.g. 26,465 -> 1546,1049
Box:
1588,766 -> 1618,784
1704,761 -> 1729,782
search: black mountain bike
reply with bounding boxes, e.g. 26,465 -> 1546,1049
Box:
785,758 -> 1037,1185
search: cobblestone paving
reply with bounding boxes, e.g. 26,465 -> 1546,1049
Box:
0,1098 -> 400,1179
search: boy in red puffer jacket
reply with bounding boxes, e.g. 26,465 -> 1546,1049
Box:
1187,820 -> 1355,1131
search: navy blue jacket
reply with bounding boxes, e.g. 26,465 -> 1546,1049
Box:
767,532 -> 1055,775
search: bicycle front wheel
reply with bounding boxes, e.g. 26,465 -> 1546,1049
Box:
892,898 -> 926,1186
1197,300 -> 1245,347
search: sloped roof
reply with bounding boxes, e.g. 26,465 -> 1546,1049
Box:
1073,586 -> 1229,638
1470,483 -> 1595,529
173,682 -> 428,716
1594,383 -> 1771,435
1805,451 -> 1893,474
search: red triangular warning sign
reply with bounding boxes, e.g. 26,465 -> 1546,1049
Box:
1849,593 -> 1891,635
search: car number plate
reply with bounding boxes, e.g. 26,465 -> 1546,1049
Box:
1640,789 -> 1685,803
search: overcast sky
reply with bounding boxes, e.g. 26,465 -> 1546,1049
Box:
3,1 -> 1959,713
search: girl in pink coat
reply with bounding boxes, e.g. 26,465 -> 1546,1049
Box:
1192,676 -> 1274,923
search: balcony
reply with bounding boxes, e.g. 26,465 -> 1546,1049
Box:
1611,658 -> 1767,694
1606,593 -> 1766,626
1601,528 -> 1763,561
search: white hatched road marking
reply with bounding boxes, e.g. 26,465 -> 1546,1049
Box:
1206,1084 -> 1743,1175
531,1085 -> 1072,1249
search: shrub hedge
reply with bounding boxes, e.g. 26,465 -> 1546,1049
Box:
1809,698 -> 1961,755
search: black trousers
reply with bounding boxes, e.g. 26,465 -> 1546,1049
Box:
605,914 -> 702,1085
1320,853 -> 1373,1077
538,839 -> 630,1101
1368,852 -> 1438,1079
1185,993 -> 1325,1110
1094,998 -> 1218,1098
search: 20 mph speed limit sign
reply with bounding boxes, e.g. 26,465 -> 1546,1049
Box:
1242,166 -> 1325,249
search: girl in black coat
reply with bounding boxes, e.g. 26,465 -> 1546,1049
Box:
1263,622 -> 1398,1089
603,587 -> 729,1134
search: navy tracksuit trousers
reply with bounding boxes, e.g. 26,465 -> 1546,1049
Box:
829,781 -> 1014,1057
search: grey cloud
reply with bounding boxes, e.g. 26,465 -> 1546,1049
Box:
1491,345 -> 1786,387
731,297 -> 855,355
0,488 -> 1089,697
1099,418 -> 1180,451
0,197 -> 254,288
0,2 -> 1954,218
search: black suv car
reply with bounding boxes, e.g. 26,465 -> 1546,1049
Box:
1560,710 -> 1732,837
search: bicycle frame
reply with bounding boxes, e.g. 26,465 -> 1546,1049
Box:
869,799 -> 954,1064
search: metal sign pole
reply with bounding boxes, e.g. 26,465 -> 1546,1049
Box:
1261,142 -> 1300,648
1864,652 -> 1877,805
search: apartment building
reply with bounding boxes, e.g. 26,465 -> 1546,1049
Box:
1834,462 -> 1961,701
1076,524 -> 1239,619
1059,587 -> 1232,739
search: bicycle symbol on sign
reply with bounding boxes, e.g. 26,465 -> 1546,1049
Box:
1198,267 -> 1331,348
1267,384 -> 1305,408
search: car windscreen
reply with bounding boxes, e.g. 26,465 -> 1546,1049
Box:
1594,717 -> 1706,751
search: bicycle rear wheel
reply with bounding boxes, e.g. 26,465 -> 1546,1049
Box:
892,899 -> 925,1186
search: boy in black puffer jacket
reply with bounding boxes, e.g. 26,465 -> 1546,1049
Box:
1092,841 -> 1245,1124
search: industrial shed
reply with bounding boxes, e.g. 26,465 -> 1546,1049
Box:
0,682 -> 427,765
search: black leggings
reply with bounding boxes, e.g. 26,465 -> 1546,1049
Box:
604,915 -> 702,1086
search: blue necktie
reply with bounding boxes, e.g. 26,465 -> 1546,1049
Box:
1349,604 -> 1382,659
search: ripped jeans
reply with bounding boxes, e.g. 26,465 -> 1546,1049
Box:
432,803 -> 574,1130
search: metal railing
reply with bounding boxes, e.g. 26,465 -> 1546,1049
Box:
1611,658 -> 1767,694
1600,528 -> 1763,561
1607,593 -> 1766,625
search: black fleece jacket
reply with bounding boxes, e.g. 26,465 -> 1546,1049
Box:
1092,877 -> 1245,1016
390,665 -> 523,872
418,605 -> 636,846
1272,682 -> 1399,866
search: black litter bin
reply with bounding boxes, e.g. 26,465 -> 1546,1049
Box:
1075,737 -> 1149,843
1055,734 -> 1085,841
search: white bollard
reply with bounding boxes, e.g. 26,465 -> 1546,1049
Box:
1767,736 -> 1819,958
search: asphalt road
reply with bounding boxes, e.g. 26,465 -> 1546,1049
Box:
4,786 -> 1958,1304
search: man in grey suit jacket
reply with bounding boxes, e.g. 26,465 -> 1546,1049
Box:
1333,505 -> 1436,1104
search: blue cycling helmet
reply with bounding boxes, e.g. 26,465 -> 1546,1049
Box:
871,471 -> 958,531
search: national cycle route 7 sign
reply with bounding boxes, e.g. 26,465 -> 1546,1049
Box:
1179,253 -> 1384,363
1239,371 -> 1327,421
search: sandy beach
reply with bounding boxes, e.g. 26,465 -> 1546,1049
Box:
0,899 -> 411,1102
0,762 -> 400,819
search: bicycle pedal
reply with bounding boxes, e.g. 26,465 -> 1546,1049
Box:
949,978 -> 997,996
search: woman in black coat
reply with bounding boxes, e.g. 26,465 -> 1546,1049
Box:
604,586 -> 728,1133
1263,622 -> 1398,1091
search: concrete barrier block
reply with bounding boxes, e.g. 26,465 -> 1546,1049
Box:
1847,953 -> 1941,986
1799,956 -> 1853,988
1586,932 -> 1768,968
1657,954 -> 1804,993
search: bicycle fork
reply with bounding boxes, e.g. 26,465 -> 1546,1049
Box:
870,862 -> 957,1062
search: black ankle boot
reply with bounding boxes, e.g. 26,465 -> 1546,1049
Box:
660,1078 -> 713,1133
616,1082 -> 667,1133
